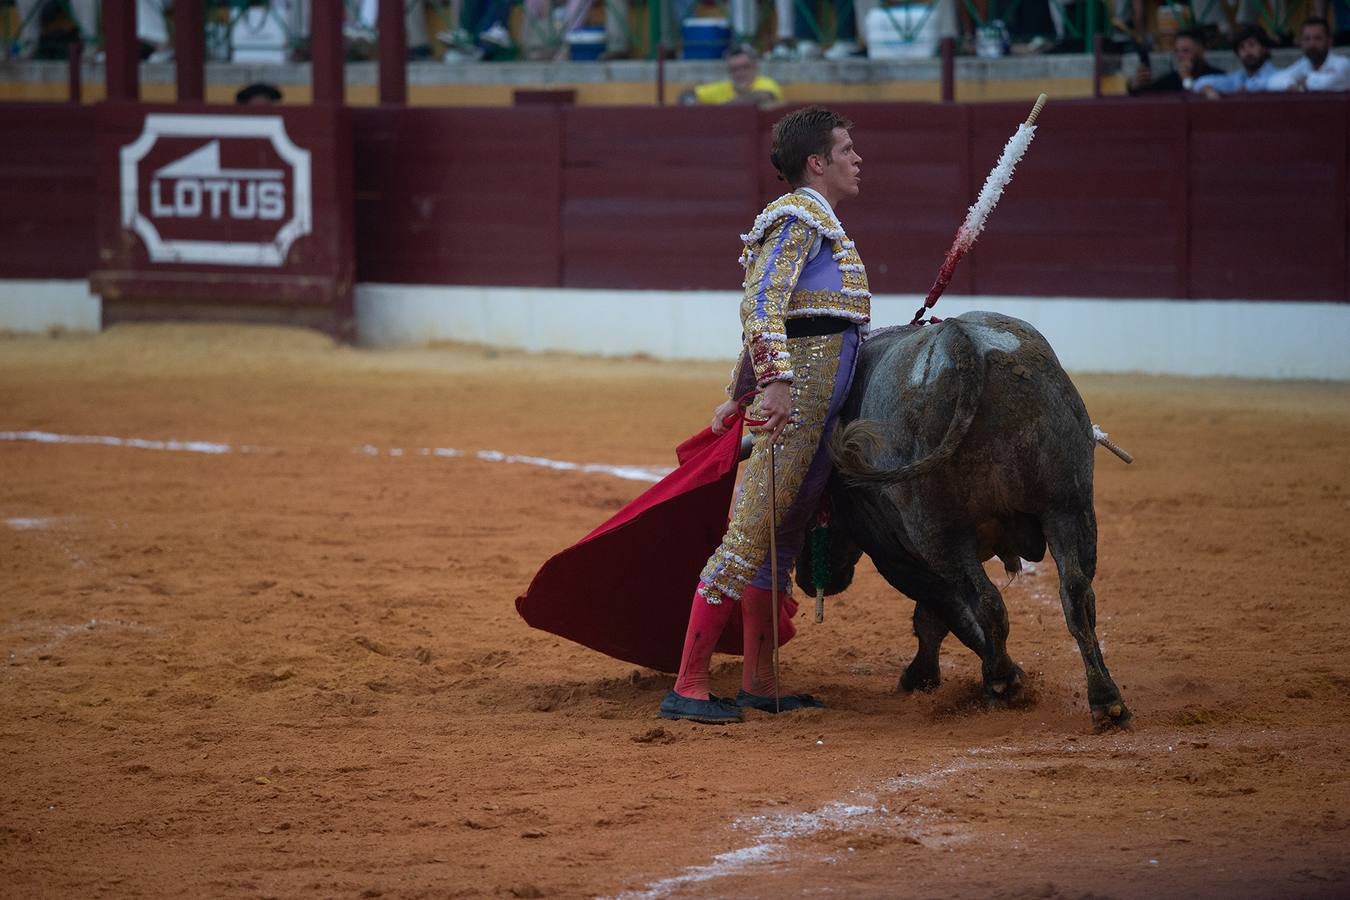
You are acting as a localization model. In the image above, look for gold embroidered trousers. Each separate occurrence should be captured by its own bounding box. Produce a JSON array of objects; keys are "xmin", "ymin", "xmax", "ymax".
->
[{"xmin": 700, "ymin": 327, "xmax": 861, "ymax": 605}]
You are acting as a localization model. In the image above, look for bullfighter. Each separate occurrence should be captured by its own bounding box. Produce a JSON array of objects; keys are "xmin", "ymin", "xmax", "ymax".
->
[{"xmin": 659, "ymin": 105, "xmax": 871, "ymax": 724}]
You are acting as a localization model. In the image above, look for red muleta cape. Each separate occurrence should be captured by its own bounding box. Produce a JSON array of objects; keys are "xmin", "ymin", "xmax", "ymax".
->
[{"xmin": 514, "ymin": 413, "xmax": 798, "ymax": 673}]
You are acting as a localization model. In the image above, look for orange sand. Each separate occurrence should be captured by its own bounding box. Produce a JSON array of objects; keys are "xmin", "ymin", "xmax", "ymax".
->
[{"xmin": 2, "ymin": 324, "xmax": 1348, "ymax": 898}]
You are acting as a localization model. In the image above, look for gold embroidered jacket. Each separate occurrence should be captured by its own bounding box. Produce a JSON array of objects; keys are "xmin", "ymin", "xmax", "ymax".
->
[{"xmin": 732, "ymin": 192, "xmax": 871, "ymax": 390}]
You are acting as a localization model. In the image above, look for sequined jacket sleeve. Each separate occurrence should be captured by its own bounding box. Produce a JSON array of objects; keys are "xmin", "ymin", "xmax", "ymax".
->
[
  {"xmin": 724, "ymin": 349, "xmax": 756, "ymax": 400},
  {"xmin": 742, "ymin": 216, "xmax": 813, "ymax": 387}
]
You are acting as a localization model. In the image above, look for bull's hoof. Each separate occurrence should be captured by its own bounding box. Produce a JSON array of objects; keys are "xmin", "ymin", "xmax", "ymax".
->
[
  {"xmin": 1091, "ymin": 700, "xmax": 1133, "ymax": 731},
  {"xmin": 982, "ymin": 665, "xmax": 1026, "ymax": 706},
  {"xmin": 898, "ymin": 666, "xmax": 940, "ymax": 693}
]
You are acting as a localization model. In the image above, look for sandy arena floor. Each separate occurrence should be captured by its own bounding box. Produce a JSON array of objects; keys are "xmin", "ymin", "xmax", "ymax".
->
[{"xmin": 2, "ymin": 324, "xmax": 1348, "ymax": 899}]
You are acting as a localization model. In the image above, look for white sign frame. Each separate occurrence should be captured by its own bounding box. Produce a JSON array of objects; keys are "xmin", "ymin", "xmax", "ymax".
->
[{"xmin": 120, "ymin": 114, "xmax": 312, "ymax": 267}]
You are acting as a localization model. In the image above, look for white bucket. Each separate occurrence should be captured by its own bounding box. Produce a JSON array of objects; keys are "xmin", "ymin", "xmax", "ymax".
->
[{"xmin": 865, "ymin": 5, "xmax": 941, "ymax": 59}]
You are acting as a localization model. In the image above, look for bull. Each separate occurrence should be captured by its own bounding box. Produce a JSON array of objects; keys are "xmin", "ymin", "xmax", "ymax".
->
[{"xmin": 797, "ymin": 310, "xmax": 1131, "ymax": 728}]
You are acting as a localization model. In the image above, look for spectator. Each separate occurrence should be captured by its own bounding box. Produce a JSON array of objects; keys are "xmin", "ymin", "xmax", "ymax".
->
[
  {"xmin": 1267, "ymin": 18, "xmax": 1350, "ymax": 91},
  {"xmin": 12, "ymin": 0, "xmax": 167, "ymax": 61},
  {"xmin": 440, "ymin": 0, "xmax": 514, "ymax": 60},
  {"xmin": 1129, "ymin": 28, "xmax": 1224, "ymax": 93},
  {"xmin": 518, "ymin": 0, "xmax": 631, "ymax": 61},
  {"xmin": 1231, "ymin": 0, "xmax": 1291, "ymax": 41},
  {"xmin": 284, "ymin": 0, "xmax": 434, "ymax": 60},
  {"xmin": 679, "ymin": 45, "xmax": 783, "ymax": 108},
  {"xmin": 235, "ymin": 82, "xmax": 284, "ymax": 105},
  {"xmin": 1308, "ymin": 0, "xmax": 1350, "ymax": 44},
  {"xmin": 1193, "ymin": 25, "xmax": 1277, "ymax": 96},
  {"xmin": 769, "ymin": 0, "xmax": 861, "ymax": 59}
]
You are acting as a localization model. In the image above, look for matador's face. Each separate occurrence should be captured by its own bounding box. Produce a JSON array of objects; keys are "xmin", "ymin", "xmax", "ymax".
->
[{"xmin": 819, "ymin": 128, "xmax": 862, "ymax": 201}]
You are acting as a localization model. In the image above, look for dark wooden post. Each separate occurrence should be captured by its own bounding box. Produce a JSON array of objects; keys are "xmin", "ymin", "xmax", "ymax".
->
[
  {"xmin": 378, "ymin": 0, "xmax": 407, "ymax": 105},
  {"xmin": 1093, "ymin": 33, "xmax": 1104, "ymax": 98},
  {"xmin": 175, "ymin": 0, "xmax": 205, "ymax": 102},
  {"xmin": 940, "ymin": 36, "xmax": 955, "ymax": 103},
  {"xmin": 656, "ymin": 49, "xmax": 666, "ymax": 105},
  {"xmin": 67, "ymin": 41, "xmax": 82, "ymax": 103},
  {"xmin": 312, "ymin": 1, "xmax": 345, "ymax": 105},
  {"xmin": 103, "ymin": 0, "xmax": 139, "ymax": 101}
]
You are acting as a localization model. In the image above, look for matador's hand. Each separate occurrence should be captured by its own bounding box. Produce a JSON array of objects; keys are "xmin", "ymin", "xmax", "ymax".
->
[
  {"xmin": 710, "ymin": 398, "xmax": 739, "ymax": 435},
  {"xmin": 752, "ymin": 381, "xmax": 792, "ymax": 440}
]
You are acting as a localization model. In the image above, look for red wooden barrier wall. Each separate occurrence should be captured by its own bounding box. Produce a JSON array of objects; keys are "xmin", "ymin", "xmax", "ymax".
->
[
  {"xmin": 354, "ymin": 107, "xmax": 563, "ymax": 287},
  {"xmin": 1188, "ymin": 95, "xmax": 1345, "ymax": 301},
  {"xmin": 968, "ymin": 98, "xmax": 1189, "ymax": 299},
  {"xmin": 561, "ymin": 106, "xmax": 760, "ymax": 290},
  {"xmin": 0, "ymin": 104, "xmax": 97, "ymax": 280},
  {"xmin": 3, "ymin": 98, "xmax": 1347, "ymax": 304}
]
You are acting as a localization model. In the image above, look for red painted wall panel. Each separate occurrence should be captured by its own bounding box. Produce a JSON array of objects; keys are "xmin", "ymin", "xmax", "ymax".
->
[
  {"xmin": 353, "ymin": 107, "xmax": 563, "ymax": 287},
  {"xmin": 0, "ymin": 104, "xmax": 97, "ymax": 279},
  {"xmin": 1189, "ymin": 95, "xmax": 1345, "ymax": 301},
  {"xmin": 968, "ymin": 98, "xmax": 1188, "ymax": 299},
  {"xmin": 561, "ymin": 106, "xmax": 759, "ymax": 290},
  {"xmin": 4, "ymin": 99, "xmax": 1349, "ymax": 306}
]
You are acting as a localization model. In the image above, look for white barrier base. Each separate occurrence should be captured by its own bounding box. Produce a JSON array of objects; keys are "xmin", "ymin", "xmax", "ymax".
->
[
  {"xmin": 0, "ymin": 280, "xmax": 100, "ymax": 334},
  {"xmin": 354, "ymin": 284, "xmax": 1350, "ymax": 381},
  {"xmin": 2, "ymin": 279, "xmax": 1347, "ymax": 380}
]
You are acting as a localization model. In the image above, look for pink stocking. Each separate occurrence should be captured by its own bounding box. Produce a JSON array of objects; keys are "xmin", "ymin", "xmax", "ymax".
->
[
  {"xmin": 740, "ymin": 585, "xmax": 784, "ymax": 696},
  {"xmin": 671, "ymin": 583, "xmax": 735, "ymax": 700}
]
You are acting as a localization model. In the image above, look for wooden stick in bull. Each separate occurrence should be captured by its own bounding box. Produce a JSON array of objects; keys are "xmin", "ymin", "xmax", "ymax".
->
[
  {"xmin": 910, "ymin": 93, "xmax": 1049, "ymax": 327},
  {"xmin": 1092, "ymin": 424, "xmax": 1135, "ymax": 464}
]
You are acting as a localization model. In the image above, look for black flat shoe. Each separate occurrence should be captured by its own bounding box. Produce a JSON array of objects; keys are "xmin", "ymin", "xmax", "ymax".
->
[
  {"xmin": 658, "ymin": 690, "xmax": 743, "ymax": 723},
  {"xmin": 735, "ymin": 690, "xmax": 825, "ymax": 713}
]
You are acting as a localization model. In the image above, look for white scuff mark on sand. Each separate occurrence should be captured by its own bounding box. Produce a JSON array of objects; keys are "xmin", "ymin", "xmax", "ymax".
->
[
  {"xmin": 6, "ymin": 617, "xmax": 156, "ymax": 660},
  {"xmin": 2, "ymin": 515, "xmax": 88, "ymax": 568},
  {"xmin": 5, "ymin": 517, "xmax": 63, "ymax": 531},
  {"xmin": 0, "ymin": 430, "xmax": 235, "ymax": 455}
]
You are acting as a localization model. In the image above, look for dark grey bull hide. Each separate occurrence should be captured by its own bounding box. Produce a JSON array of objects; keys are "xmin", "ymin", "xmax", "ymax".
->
[{"xmin": 797, "ymin": 311, "xmax": 1130, "ymax": 728}]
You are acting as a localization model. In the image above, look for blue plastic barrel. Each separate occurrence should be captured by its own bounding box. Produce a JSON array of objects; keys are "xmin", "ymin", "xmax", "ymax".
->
[
  {"xmin": 567, "ymin": 26, "xmax": 606, "ymax": 61},
  {"xmin": 681, "ymin": 18, "xmax": 730, "ymax": 60}
]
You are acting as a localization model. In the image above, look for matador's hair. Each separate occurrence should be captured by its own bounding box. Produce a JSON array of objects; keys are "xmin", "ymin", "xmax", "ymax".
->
[{"xmin": 769, "ymin": 106, "xmax": 854, "ymax": 187}]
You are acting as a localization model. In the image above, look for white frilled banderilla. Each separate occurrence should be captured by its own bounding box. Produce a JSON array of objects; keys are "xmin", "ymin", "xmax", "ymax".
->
[{"xmin": 911, "ymin": 93, "xmax": 1049, "ymax": 326}]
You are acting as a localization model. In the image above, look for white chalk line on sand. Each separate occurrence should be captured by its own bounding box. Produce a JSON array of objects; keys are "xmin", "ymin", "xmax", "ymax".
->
[
  {"xmin": 1, "ymin": 429, "xmax": 238, "ymax": 455},
  {"xmin": 0, "ymin": 430, "xmax": 671, "ymax": 484},
  {"xmin": 353, "ymin": 444, "xmax": 670, "ymax": 483},
  {"xmin": 607, "ymin": 760, "xmax": 979, "ymax": 900},
  {"xmin": 608, "ymin": 732, "xmax": 1202, "ymax": 900}
]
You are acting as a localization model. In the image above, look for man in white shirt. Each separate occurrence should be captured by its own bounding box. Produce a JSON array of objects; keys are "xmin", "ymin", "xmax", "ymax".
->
[{"xmin": 1268, "ymin": 17, "xmax": 1350, "ymax": 92}]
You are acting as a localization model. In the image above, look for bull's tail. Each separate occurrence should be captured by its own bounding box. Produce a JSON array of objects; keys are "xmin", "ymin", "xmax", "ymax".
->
[{"xmin": 831, "ymin": 321, "xmax": 986, "ymax": 486}]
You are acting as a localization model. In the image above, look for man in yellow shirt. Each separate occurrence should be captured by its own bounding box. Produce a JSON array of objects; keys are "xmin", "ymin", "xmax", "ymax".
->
[{"xmin": 680, "ymin": 45, "xmax": 784, "ymax": 108}]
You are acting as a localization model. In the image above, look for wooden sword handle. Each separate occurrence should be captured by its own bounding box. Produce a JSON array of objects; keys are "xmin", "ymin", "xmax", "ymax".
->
[
  {"xmin": 1025, "ymin": 93, "xmax": 1048, "ymax": 126},
  {"xmin": 1100, "ymin": 437, "xmax": 1134, "ymax": 464}
]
